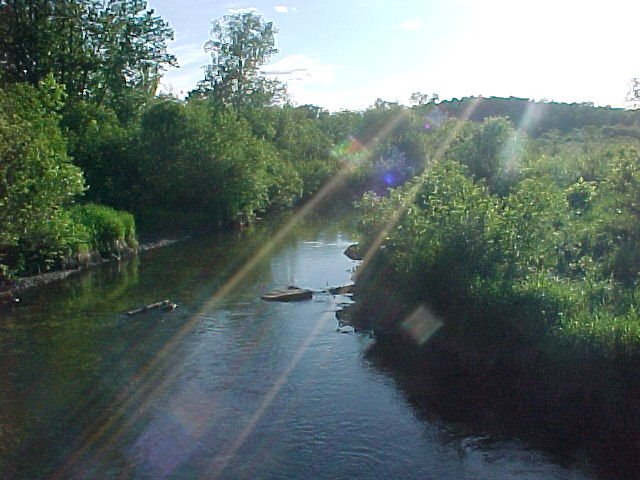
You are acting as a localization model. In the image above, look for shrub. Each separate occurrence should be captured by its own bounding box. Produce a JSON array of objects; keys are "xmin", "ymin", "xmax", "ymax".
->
[
  {"xmin": 71, "ymin": 204, "xmax": 138, "ymax": 255},
  {"xmin": 0, "ymin": 78, "xmax": 85, "ymax": 278}
]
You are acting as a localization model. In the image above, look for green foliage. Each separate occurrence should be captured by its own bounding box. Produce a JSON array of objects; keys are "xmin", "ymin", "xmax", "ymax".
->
[
  {"xmin": 70, "ymin": 204, "xmax": 137, "ymax": 254},
  {"xmin": 248, "ymin": 105, "xmax": 334, "ymax": 198},
  {"xmin": 0, "ymin": 0, "xmax": 176, "ymax": 117},
  {"xmin": 356, "ymin": 125, "xmax": 640, "ymax": 360},
  {"xmin": 0, "ymin": 80, "xmax": 86, "ymax": 278},
  {"xmin": 553, "ymin": 303, "xmax": 640, "ymax": 359},
  {"xmin": 194, "ymin": 12, "xmax": 283, "ymax": 108},
  {"xmin": 137, "ymin": 98, "xmax": 303, "ymax": 225},
  {"xmin": 62, "ymin": 100, "xmax": 141, "ymax": 209},
  {"xmin": 358, "ymin": 161, "xmax": 553, "ymax": 305},
  {"xmin": 447, "ymin": 116, "xmax": 526, "ymax": 195}
]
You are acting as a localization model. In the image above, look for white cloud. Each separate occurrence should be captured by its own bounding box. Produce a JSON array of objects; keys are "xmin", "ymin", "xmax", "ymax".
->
[
  {"xmin": 169, "ymin": 43, "xmax": 209, "ymax": 68},
  {"xmin": 262, "ymin": 55, "xmax": 339, "ymax": 85},
  {"xmin": 393, "ymin": 20, "xmax": 422, "ymax": 31},
  {"xmin": 262, "ymin": 55, "xmax": 346, "ymax": 109},
  {"xmin": 226, "ymin": 6, "xmax": 259, "ymax": 14},
  {"xmin": 158, "ymin": 41, "xmax": 210, "ymax": 97},
  {"xmin": 274, "ymin": 5, "xmax": 288, "ymax": 14}
]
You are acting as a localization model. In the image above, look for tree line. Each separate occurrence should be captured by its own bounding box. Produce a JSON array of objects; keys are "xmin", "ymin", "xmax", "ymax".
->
[
  {"xmin": 0, "ymin": 5, "xmax": 349, "ymax": 281},
  {"xmin": 2, "ymin": 1, "xmax": 640, "ymax": 295}
]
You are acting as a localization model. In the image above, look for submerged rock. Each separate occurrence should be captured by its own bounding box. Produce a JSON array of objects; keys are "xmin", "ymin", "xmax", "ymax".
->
[
  {"xmin": 261, "ymin": 286, "xmax": 313, "ymax": 302},
  {"xmin": 328, "ymin": 283, "xmax": 355, "ymax": 295},
  {"xmin": 344, "ymin": 244, "xmax": 363, "ymax": 261}
]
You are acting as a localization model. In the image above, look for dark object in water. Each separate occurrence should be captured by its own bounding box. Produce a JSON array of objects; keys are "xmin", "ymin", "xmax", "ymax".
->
[
  {"xmin": 328, "ymin": 283, "xmax": 355, "ymax": 295},
  {"xmin": 344, "ymin": 244, "xmax": 363, "ymax": 261},
  {"xmin": 261, "ymin": 286, "xmax": 313, "ymax": 302},
  {"xmin": 127, "ymin": 300, "xmax": 178, "ymax": 315}
]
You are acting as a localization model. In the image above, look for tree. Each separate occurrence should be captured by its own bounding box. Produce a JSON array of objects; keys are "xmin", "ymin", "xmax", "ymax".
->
[
  {"xmin": 137, "ymin": 98, "xmax": 301, "ymax": 224},
  {"xmin": 626, "ymin": 78, "xmax": 640, "ymax": 110},
  {"xmin": 0, "ymin": 78, "xmax": 86, "ymax": 278},
  {"xmin": 194, "ymin": 12, "xmax": 284, "ymax": 108},
  {"xmin": 62, "ymin": 99, "xmax": 141, "ymax": 209},
  {"xmin": 448, "ymin": 116, "xmax": 524, "ymax": 195},
  {"xmin": 409, "ymin": 92, "xmax": 431, "ymax": 107},
  {"xmin": 0, "ymin": 0, "xmax": 176, "ymax": 116}
]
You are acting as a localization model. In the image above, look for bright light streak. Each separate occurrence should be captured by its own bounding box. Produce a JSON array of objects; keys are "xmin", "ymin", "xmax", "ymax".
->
[
  {"xmin": 354, "ymin": 97, "xmax": 483, "ymax": 281},
  {"xmin": 208, "ymin": 310, "xmax": 336, "ymax": 479}
]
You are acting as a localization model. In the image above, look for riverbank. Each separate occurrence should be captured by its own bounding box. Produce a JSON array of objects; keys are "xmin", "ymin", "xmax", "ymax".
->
[
  {"xmin": 341, "ymin": 255, "xmax": 640, "ymax": 480},
  {"xmin": 1, "ymin": 209, "xmax": 595, "ymax": 480},
  {"xmin": 0, "ymin": 238, "xmax": 180, "ymax": 305}
]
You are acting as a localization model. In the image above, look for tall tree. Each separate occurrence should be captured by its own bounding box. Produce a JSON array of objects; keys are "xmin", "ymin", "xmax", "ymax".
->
[
  {"xmin": 0, "ymin": 0, "xmax": 176, "ymax": 112},
  {"xmin": 626, "ymin": 78, "xmax": 640, "ymax": 110},
  {"xmin": 194, "ymin": 11, "xmax": 284, "ymax": 108}
]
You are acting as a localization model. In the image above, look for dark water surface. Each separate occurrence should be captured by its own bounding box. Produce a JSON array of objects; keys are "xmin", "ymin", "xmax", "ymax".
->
[{"xmin": 0, "ymin": 212, "xmax": 596, "ymax": 479}]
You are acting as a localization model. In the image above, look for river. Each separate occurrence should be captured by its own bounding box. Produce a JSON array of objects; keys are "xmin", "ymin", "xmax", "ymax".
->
[{"xmin": 0, "ymin": 211, "xmax": 597, "ymax": 479}]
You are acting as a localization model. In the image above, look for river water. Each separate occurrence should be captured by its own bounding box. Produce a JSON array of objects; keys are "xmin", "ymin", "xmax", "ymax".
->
[{"xmin": 0, "ymin": 211, "xmax": 597, "ymax": 479}]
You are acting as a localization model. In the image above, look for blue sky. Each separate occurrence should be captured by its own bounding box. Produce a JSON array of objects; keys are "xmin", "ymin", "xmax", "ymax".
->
[{"xmin": 148, "ymin": 0, "xmax": 640, "ymax": 111}]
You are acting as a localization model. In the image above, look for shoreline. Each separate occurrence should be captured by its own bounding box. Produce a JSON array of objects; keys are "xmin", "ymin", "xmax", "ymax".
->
[
  {"xmin": 340, "ymin": 255, "xmax": 640, "ymax": 480},
  {"xmin": 0, "ymin": 238, "xmax": 180, "ymax": 304}
]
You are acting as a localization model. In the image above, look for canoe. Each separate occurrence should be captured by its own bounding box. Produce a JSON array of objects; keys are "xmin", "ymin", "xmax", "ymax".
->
[{"xmin": 261, "ymin": 286, "xmax": 312, "ymax": 302}]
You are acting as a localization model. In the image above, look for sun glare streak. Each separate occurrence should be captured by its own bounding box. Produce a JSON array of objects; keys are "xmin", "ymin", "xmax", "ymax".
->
[
  {"xmin": 355, "ymin": 98, "xmax": 483, "ymax": 280},
  {"xmin": 53, "ymin": 168, "xmax": 357, "ymax": 478},
  {"xmin": 209, "ymin": 310, "xmax": 336, "ymax": 479},
  {"xmin": 53, "ymin": 108, "xmax": 412, "ymax": 478},
  {"xmin": 517, "ymin": 100, "xmax": 547, "ymax": 136},
  {"xmin": 494, "ymin": 104, "xmax": 535, "ymax": 189},
  {"xmin": 499, "ymin": 129, "xmax": 526, "ymax": 181}
]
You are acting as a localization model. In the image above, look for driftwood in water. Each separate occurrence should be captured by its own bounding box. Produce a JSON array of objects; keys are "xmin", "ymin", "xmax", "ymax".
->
[{"xmin": 127, "ymin": 300, "xmax": 177, "ymax": 316}]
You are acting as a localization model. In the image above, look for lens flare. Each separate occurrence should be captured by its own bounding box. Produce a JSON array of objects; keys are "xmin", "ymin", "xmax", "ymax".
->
[
  {"xmin": 517, "ymin": 101, "xmax": 546, "ymax": 135},
  {"xmin": 424, "ymin": 106, "xmax": 447, "ymax": 130},
  {"xmin": 331, "ymin": 136, "xmax": 369, "ymax": 170},
  {"xmin": 401, "ymin": 305, "xmax": 443, "ymax": 346},
  {"xmin": 382, "ymin": 171, "xmax": 396, "ymax": 186},
  {"xmin": 354, "ymin": 97, "xmax": 484, "ymax": 283}
]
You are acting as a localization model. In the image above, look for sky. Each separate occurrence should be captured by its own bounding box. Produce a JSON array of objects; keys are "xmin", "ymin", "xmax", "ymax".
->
[{"xmin": 148, "ymin": 0, "xmax": 640, "ymax": 111}]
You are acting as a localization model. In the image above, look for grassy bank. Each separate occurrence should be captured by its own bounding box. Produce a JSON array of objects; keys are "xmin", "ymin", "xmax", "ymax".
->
[
  {"xmin": 347, "ymin": 249, "xmax": 640, "ymax": 479},
  {"xmin": 347, "ymin": 124, "xmax": 640, "ymax": 477},
  {"xmin": 0, "ymin": 203, "xmax": 138, "ymax": 294}
]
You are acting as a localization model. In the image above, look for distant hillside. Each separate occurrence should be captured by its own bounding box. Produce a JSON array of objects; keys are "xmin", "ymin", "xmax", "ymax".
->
[{"xmin": 432, "ymin": 96, "xmax": 640, "ymax": 137}]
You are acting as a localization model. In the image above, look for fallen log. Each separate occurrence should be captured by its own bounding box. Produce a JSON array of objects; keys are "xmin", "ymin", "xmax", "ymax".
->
[{"xmin": 127, "ymin": 300, "xmax": 177, "ymax": 315}]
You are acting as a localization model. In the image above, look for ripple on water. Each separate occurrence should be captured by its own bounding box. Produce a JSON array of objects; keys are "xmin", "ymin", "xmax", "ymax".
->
[{"xmin": 458, "ymin": 437, "xmax": 595, "ymax": 480}]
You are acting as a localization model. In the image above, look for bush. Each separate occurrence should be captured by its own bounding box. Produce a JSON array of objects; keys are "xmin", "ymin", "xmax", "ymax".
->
[
  {"xmin": 71, "ymin": 204, "xmax": 138, "ymax": 255},
  {"xmin": 355, "ymin": 139, "xmax": 640, "ymax": 362},
  {"xmin": 0, "ymin": 78, "xmax": 86, "ymax": 279}
]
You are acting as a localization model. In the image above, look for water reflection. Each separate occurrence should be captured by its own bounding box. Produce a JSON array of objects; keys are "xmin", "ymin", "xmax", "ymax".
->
[{"xmin": 363, "ymin": 337, "xmax": 597, "ymax": 480}]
